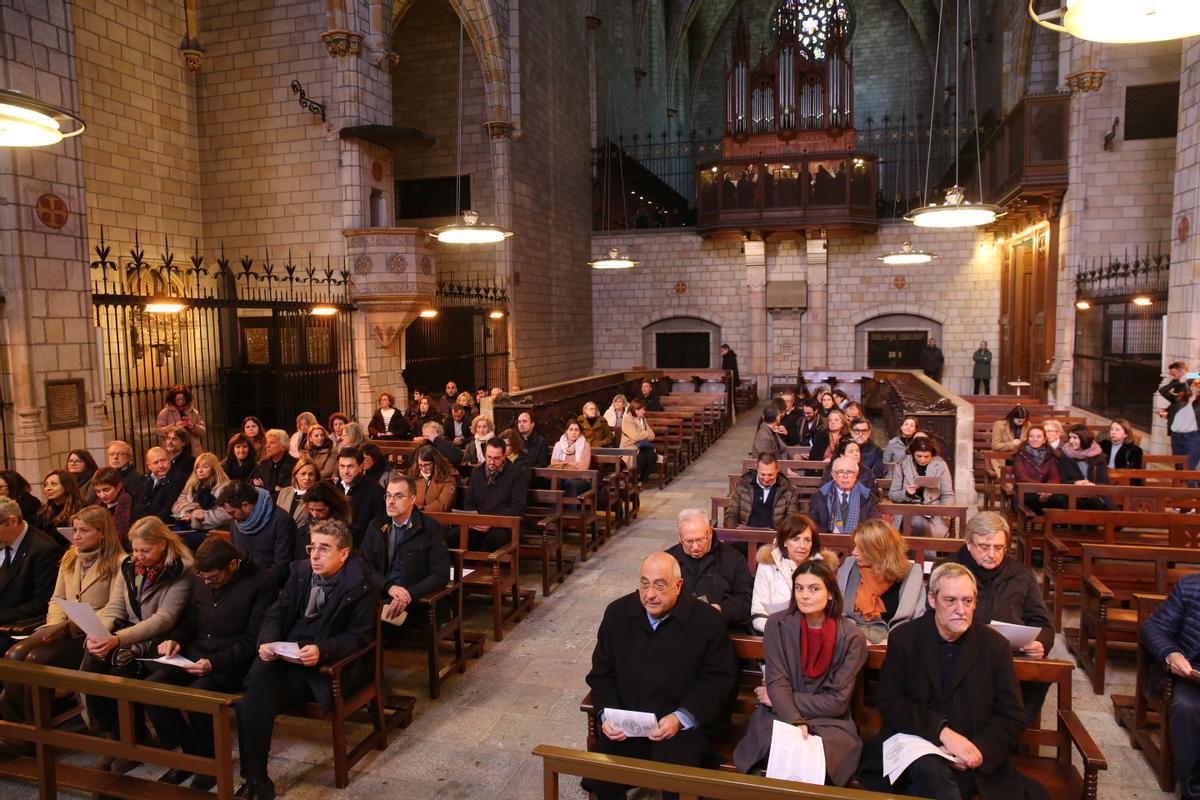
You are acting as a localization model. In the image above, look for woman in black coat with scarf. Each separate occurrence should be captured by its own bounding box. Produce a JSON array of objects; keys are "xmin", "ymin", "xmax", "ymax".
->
[{"xmin": 1058, "ymin": 424, "xmax": 1111, "ymax": 510}]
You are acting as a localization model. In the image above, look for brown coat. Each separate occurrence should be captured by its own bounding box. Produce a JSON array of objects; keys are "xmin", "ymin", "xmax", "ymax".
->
[
  {"xmin": 733, "ymin": 612, "xmax": 868, "ymax": 784},
  {"xmin": 414, "ymin": 475, "xmax": 456, "ymax": 513}
]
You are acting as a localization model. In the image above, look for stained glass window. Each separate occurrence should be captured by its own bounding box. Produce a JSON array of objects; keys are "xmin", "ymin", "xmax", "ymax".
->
[{"xmin": 770, "ymin": 0, "xmax": 854, "ymax": 60}]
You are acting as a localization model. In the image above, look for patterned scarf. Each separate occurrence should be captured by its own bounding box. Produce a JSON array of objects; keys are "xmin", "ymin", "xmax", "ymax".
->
[
  {"xmin": 826, "ymin": 486, "xmax": 860, "ymax": 534},
  {"xmin": 134, "ymin": 560, "xmax": 167, "ymax": 599},
  {"xmin": 305, "ymin": 570, "xmax": 342, "ymax": 618}
]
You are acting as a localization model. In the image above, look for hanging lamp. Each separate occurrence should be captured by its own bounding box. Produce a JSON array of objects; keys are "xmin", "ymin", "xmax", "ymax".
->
[
  {"xmin": 878, "ymin": 241, "xmax": 937, "ymax": 265},
  {"xmin": 1029, "ymin": 0, "xmax": 1200, "ymax": 44},
  {"xmin": 433, "ymin": 10, "xmax": 510, "ymax": 245},
  {"xmin": 905, "ymin": 0, "xmax": 1002, "ymax": 230},
  {"xmin": 589, "ymin": 247, "xmax": 640, "ymax": 270},
  {"xmin": 0, "ymin": 3, "xmax": 84, "ymax": 148},
  {"xmin": 588, "ymin": 67, "xmax": 639, "ymax": 269}
]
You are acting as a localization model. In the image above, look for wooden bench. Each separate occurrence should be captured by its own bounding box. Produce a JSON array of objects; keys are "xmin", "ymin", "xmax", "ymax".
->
[
  {"xmin": 876, "ymin": 502, "xmax": 970, "ymax": 538},
  {"xmin": 1112, "ymin": 592, "xmax": 1175, "ymax": 792},
  {"xmin": 376, "ymin": 439, "xmax": 422, "ymax": 470},
  {"xmin": 1066, "ymin": 543, "xmax": 1200, "ymax": 693},
  {"xmin": 535, "ymin": 468, "xmax": 601, "ymax": 562},
  {"xmin": 520, "ymin": 488, "xmax": 571, "ymax": 596},
  {"xmin": 428, "ymin": 511, "xmax": 536, "ymax": 641},
  {"xmin": 594, "ymin": 447, "xmax": 641, "ymax": 525},
  {"xmin": 1145, "ymin": 454, "xmax": 1188, "ymax": 470},
  {"xmin": 1110, "ymin": 468, "xmax": 1200, "ymax": 486}
]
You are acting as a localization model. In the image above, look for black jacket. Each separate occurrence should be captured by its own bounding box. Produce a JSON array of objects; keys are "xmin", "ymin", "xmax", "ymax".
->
[
  {"xmin": 231, "ymin": 505, "xmax": 297, "ymax": 586},
  {"xmin": 360, "ymin": 509, "xmax": 450, "ymax": 603},
  {"xmin": 339, "ymin": 476, "xmax": 385, "ymax": 548},
  {"xmin": 952, "ymin": 546, "xmax": 1054, "ymax": 655},
  {"xmin": 368, "ymin": 410, "xmax": 410, "ymax": 440},
  {"xmin": 1057, "ymin": 452, "xmax": 1109, "ymax": 485},
  {"xmin": 1099, "ymin": 439, "xmax": 1143, "ymax": 470},
  {"xmin": 919, "ymin": 345, "xmax": 945, "ymax": 376},
  {"xmin": 429, "ymin": 435, "xmax": 463, "ymax": 465},
  {"xmin": 168, "ymin": 453, "xmax": 196, "ymax": 483},
  {"xmin": 116, "ymin": 463, "xmax": 141, "ymax": 496},
  {"xmin": 221, "ymin": 456, "xmax": 256, "ymax": 482},
  {"xmin": 721, "ymin": 349, "xmax": 740, "ymax": 386},
  {"xmin": 166, "ymin": 559, "xmax": 277, "ymax": 687},
  {"xmin": 251, "ymin": 454, "xmax": 298, "ymax": 498},
  {"xmin": 254, "ymin": 556, "xmax": 376, "ymax": 712},
  {"xmin": 131, "ymin": 473, "xmax": 185, "ymax": 524},
  {"xmin": 863, "ymin": 613, "xmax": 1029, "ymax": 800},
  {"xmin": 15, "ymin": 492, "xmax": 41, "ymax": 526},
  {"xmin": 1160, "ymin": 378, "xmax": 1189, "ymax": 426},
  {"xmin": 0, "ymin": 526, "xmax": 63, "ymax": 625},
  {"xmin": 640, "ymin": 391, "xmax": 664, "ymax": 412},
  {"xmin": 586, "ymin": 590, "xmax": 735, "ymax": 734},
  {"xmin": 665, "ymin": 540, "xmax": 753, "ymax": 629},
  {"xmin": 859, "ymin": 441, "xmax": 885, "ymax": 478},
  {"xmin": 523, "ymin": 431, "xmax": 551, "ymax": 469},
  {"xmin": 779, "ymin": 408, "xmax": 802, "ymax": 446},
  {"xmin": 464, "ymin": 462, "xmax": 529, "ymax": 518}
]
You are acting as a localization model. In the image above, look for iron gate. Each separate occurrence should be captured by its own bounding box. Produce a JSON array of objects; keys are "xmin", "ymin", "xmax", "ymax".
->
[
  {"xmin": 403, "ymin": 280, "xmax": 509, "ymax": 397},
  {"xmin": 90, "ymin": 231, "xmax": 356, "ymax": 463}
]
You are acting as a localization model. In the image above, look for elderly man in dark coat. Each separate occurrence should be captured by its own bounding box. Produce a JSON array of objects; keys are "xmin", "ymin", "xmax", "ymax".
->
[
  {"xmin": 858, "ymin": 562, "xmax": 1047, "ymax": 800},
  {"xmin": 808, "ymin": 457, "xmax": 879, "ymax": 534},
  {"xmin": 666, "ymin": 508, "xmax": 753, "ymax": 629},
  {"xmin": 583, "ymin": 551, "xmax": 736, "ymax": 799}
]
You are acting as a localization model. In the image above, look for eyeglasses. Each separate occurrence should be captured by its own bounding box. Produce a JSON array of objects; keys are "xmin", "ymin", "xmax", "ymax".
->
[
  {"xmin": 969, "ymin": 542, "xmax": 1007, "ymax": 554},
  {"xmin": 851, "ymin": 427, "xmax": 870, "ymax": 434},
  {"xmin": 305, "ymin": 544, "xmax": 341, "ymax": 556},
  {"xmin": 384, "ymin": 492, "xmax": 412, "ymax": 501},
  {"xmin": 832, "ymin": 469, "xmax": 857, "ymax": 476}
]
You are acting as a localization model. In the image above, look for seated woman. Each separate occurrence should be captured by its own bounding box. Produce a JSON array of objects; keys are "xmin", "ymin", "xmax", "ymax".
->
[
  {"xmin": 733, "ymin": 560, "xmax": 868, "ymax": 786},
  {"xmin": 368, "ymin": 392, "xmax": 407, "ymax": 440},
  {"xmin": 1, "ymin": 506, "xmax": 127, "ymax": 724},
  {"xmin": 92, "ymin": 468, "xmax": 145, "ymax": 546},
  {"xmin": 1059, "ymin": 424, "xmax": 1111, "ymax": 509},
  {"xmin": 578, "ymin": 401, "xmax": 613, "ymax": 449},
  {"xmin": 0, "ymin": 470, "xmax": 41, "ymax": 525},
  {"xmin": 171, "ymin": 453, "xmax": 231, "ymax": 549},
  {"xmin": 413, "ymin": 396, "xmax": 442, "ymax": 428},
  {"xmin": 836, "ymin": 519, "xmax": 925, "ymax": 644},
  {"xmin": 221, "ymin": 434, "xmax": 257, "ymax": 482},
  {"xmin": 751, "ymin": 513, "xmax": 837, "ymax": 634},
  {"xmin": 339, "ymin": 421, "xmax": 367, "ymax": 452},
  {"xmin": 465, "ymin": 414, "xmax": 495, "ymax": 464},
  {"xmin": 620, "ymin": 398, "xmax": 657, "ymax": 484},
  {"xmin": 37, "ymin": 469, "xmax": 85, "ymax": 548},
  {"xmin": 882, "ymin": 416, "xmax": 920, "ymax": 468},
  {"xmin": 241, "ymin": 416, "xmax": 267, "ymax": 460},
  {"xmin": 990, "ymin": 404, "xmax": 1027, "ymax": 476},
  {"xmin": 288, "ymin": 412, "xmax": 317, "ymax": 458},
  {"xmin": 499, "ymin": 428, "xmax": 533, "ymax": 481},
  {"xmin": 1043, "ymin": 418, "xmax": 1065, "ymax": 453},
  {"xmin": 291, "ymin": 481, "xmax": 350, "ymax": 560},
  {"xmin": 550, "ymin": 420, "xmax": 592, "ymax": 497},
  {"xmin": 66, "ymin": 449, "xmax": 99, "ymax": 502},
  {"xmin": 327, "ymin": 412, "xmax": 350, "ymax": 450},
  {"xmin": 275, "ymin": 458, "xmax": 320, "ymax": 529},
  {"xmin": 821, "ymin": 439, "xmax": 877, "ymax": 489},
  {"xmin": 886, "ymin": 437, "xmax": 955, "ymax": 538},
  {"xmin": 603, "ymin": 393, "xmax": 628, "ymax": 434},
  {"xmin": 809, "ymin": 409, "xmax": 848, "ymax": 463},
  {"xmin": 84, "ymin": 517, "xmax": 193, "ymax": 771},
  {"xmin": 361, "ymin": 443, "xmax": 390, "ymax": 486},
  {"xmin": 816, "ymin": 390, "xmax": 837, "ymax": 418},
  {"xmin": 751, "ymin": 406, "xmax": 788, "ymax": 460},
  {"xmin": 1101, "ymin": 417, "xmax": 1143, "ymax": 470},
  {"xmin": 1012, "ymin": 424, "xmax": 1061, "ymax": 514},
  {"xmin": 301, "ymin": 424, "xmax": 336, "ymax": 479},
  {"xmin": 408, "ymin": 446, "xmax": 457, "ymax": 513}
]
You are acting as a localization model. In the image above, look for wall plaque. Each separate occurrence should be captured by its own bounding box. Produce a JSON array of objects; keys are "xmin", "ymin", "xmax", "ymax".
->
[{"xmin": 45, "ymin": 379, "xmax": 86, "ymax": 430}]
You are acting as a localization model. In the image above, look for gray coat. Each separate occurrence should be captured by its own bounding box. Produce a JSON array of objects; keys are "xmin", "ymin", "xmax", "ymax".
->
[
  {"xmin": 837, "ymin": 558, "xmax": 926, "ymax": 644},
  {"xmin": 751, "ymin": 423, "xmax": 787, "ymax": 460},
  {"xmin": 972, "ymin": 348, "xmax": 992, "ymax": 380},
  {"xmin": 733, "ymin": 613, "xmax": 868, "ymax": 785},
  {"xmin": 887, "ymin": 456, "xmax": 953, "ymax": 505}
]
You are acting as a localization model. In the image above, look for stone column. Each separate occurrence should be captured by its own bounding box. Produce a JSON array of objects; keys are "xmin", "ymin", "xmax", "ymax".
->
[
  {"xmin": 804, "ymin": 234, "xmax": 829, "ymax": 368},
  {"xmin": 744, "ymin": 239, "xmax": 768, "ymax": 392}
]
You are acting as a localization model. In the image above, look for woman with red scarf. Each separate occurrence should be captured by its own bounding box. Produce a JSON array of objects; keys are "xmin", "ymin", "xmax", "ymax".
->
[{"xmin": 733, "ymin": 560, "xmax": 868, "ymax": 785}]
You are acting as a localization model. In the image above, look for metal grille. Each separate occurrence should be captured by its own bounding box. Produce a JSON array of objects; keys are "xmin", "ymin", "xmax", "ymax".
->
[
  {"xmin": 90, "ymin": 230, "xmax": 356, "ymax": 464},
  {"xmin": 402, "ymin": 280, "xmax": 509, "ymax": 397},
  {"xmin": 1124, "ymin": 82, "xmax": 1180, "ymax": 141}
]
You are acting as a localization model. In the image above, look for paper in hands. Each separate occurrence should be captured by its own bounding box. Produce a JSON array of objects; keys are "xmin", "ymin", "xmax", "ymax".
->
[
  {"xmin": 882, "ymin": 733, "xmax": 955, "ymax": 784},
  {"xmin": 139, "ymin": 653, "xmax": 198, "ymax": 668},
  {"xmin": 765, "ymin": 721, "xmax": 825, "ymax": 784},
  {"xmin": 263, "ymin": 641, "xmax": 304, "ymax": 664},
  {"xmin": 53, "ymin": 598, "xmax": 110, "ymax": 640},
  {"xmin": 989, "ymin": 621, "xmax": 1041, "ymax": 649},
  {"xmin": 603, "ymin": 708, "xmax": 658, "ymax": 738}
]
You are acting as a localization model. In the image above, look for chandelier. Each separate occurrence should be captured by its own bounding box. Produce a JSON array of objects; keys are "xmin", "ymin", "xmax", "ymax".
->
[
  {"xmin": 1029, "ymin": 0, "xmax": 1200, "ymax": 44},
  {"xmin": 878, "ymin": 241, "xmax": 937, "ymax": 265}
]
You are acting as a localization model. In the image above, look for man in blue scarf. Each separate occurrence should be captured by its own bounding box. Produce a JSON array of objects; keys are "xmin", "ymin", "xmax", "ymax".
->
[{"xmin": 219, "ymin": 480, "xmax": 296, "ymax": 586}]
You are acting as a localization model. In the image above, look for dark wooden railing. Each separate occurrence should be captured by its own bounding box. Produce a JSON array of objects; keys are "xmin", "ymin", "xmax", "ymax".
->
[{"xmin": 982, "ymin": 93, "xmax": 1069, "ymax": 207}]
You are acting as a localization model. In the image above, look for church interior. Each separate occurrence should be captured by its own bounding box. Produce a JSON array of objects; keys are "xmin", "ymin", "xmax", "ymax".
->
[{"xmin": 0, "ymin": 0, "xmax": 1199, "ymax": 798}]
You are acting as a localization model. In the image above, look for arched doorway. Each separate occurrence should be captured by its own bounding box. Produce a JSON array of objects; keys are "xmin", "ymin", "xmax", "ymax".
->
[
  {"xmin": 854, "ymin": 314, "xmax": 942, "ymax": 370},
  {"xmin": 642, "ymin": 316, "xmax": 721, "ymax": 369}
]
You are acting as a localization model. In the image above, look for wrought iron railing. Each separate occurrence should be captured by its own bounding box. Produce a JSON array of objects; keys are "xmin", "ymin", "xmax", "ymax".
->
[{"xmin": 1073, "ymin": 246, "xmax": 1170, "ymax": 302}]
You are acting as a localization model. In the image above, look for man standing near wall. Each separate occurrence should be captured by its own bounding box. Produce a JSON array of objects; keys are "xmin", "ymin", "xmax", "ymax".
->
[
  {"xmin": 720, "ymin": 344, "xmax": 740, "ymax": 387},
  {"xmin": 920, "ymin": 338, "xmax": 945, "ymax": 383},
  {"xmin": 972, "ymin": 341, "xmax": 993, "ymax": 395}
]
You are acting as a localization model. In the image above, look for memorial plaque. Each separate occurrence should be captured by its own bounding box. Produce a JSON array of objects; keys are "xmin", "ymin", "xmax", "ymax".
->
[{"xmin": 45, "ymin": 379, "xmax": 86, "ymax": 430}]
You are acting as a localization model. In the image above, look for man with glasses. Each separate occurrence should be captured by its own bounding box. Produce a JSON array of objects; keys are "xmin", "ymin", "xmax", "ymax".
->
[
  {"xmin": 808, "ymin": 456, "xmax": 879, "ymax": 534},
  {"xmin": 235, "ymin": 520, "xmax": 375, "ymax": 800},
  {"xmin": 463, "ymin": 438, "xmax": 528, "ymax": 551},
  {"xmin": 360, "ymin": 474, "xmax": 449, "ymax": 627},
  {"xmin": 583, "ymin": 551, "xmax": 735, "ymax": 800},
  {"xmin": 665, "ymin": 508, "xmax": 753, "ymax": 630},
  {"xmin": 105, "ymin": 440, "xmax": 141, "ymax": 494},
  {"xmin": 849, "ymin": 418, "xmax": 885, "ymax": 478},
  {"xmin": 145, "ymin": 537, "xmax": 276, "ymax": 790},
  {"xmin": 858, "ymin": 562, "xmax": 1045, "ymax": 800},
  {"xmin": 951, "ymin": 511, "xmax": 1053, "ymax": 726}
]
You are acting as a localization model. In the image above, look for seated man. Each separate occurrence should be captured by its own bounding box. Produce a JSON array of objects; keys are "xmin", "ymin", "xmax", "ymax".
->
[
  {"xmin": 234, "ymin": 520, "xmax": 375, "ymax": 800},
  {"xmin": 1142, "ymin": 572, "xmax": 1200, "ymax": 800},
  {"xmin": 218, "ymin": 480, "xmax": 296, "ymax": 586},
  {"xmin": 777, "ymin": 390, "xmax": 801, "ymax": 445},
  {"xmin": 463, "ymin": 437, "xmax": 529, "ymax": 551},
  {"xmin": 724, "ymin": 453, "xmax": 801, "ymax": 529},
  {"xmin": 106, "ymin": 440, "xmax": 142, "ymax": 494},
  {"xmin": 808, "ymin": 456, "xmax": 879, "ymax": 534},
  {"xmin": 251, "ymin": 429, "xmax": 298, "ymax": 498},
  {"xmin": 849, "ymin": 418, "xmax": 885, "ymax": 479},
  {"xmin": 0, "ymin": 498, "xmax": 62, "ymax": 651},
  {"xmin": 583, "ymin": 552, "xmax": 736, "ymax": 800},
  {"xmin": 446, "ymin": 404, "xmax": 471, "ymax": 447},
  {"xmin": 146, "ymin": 537, "xmax": 277, "ymax": 789},
  {"xmin": 951, "ymin": 512, "xmax": 1053, "ymax": 727},
  {"xmin": 665, "ymin": 508, "xmax": 753, "ymax": 630},
  {"xmin": 418, "ymin": 420, "xmax": 464, "ymax": 465},
  {"xmin": 858, "ymin": 562, "xmax": 1046, "ymax": 800},
  {"xmin": 335, "ymin": 447, "xmax": 385, "ymax": 547},
  {"xmin": 360, "ymin": 474, "xmax": 450, "ymax": 626},
  {"xmin": 516, "ymin": 412, "xmax": 551, "ymax": 469},
  {"xmin": 639, "ymin": 379, "xmax": 663, "ymax": 412},
  {"xmin": 436, "ymin": 380, "xmax": 459, "ymax": 418},
  {"xmin": 164, "ymin": 429, "xmax": 196, "ymax": 483},
  {"xmin": 132, "ymin": 447, "xmax": 185, "ymax": 524}
]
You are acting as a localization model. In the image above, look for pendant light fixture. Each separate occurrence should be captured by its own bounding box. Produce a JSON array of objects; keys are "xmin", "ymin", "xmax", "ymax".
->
[
  {"xmin": 1029, "ymin": 0, "xmax": 1200, "ymax": 44},
  {"xmin": 0, "ymin": 3, "xmax": 85, "ymax": 148},
  {"xmin": 905, "ymin": 0, "xmax": 1001, "ymax": 230},
  {"xmin": 588, "ymin": 82, "xmax": 639, "ymax": 270},
  {"xmin": 878, "ymin": 241, "xmax": 937, "ymax": 265},
  {"xmin": 589, "ymin": 246, "xmax": 640, "ymax": 270},
  {"xmin": 432, "ymin": 9, "xmax": 511, "ymax": 245}
]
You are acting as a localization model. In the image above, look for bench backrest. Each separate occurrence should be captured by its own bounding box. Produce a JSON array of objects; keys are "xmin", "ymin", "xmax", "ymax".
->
[
  {"xmin": 1080, "ymin": 543, "xmax": 1200, "ymax": 599},
  {"xmin": 1110, "ymin": 469, "xmax": 1200, "ymax": 486},
  {"xmin": 1016, "ymin": 482, "xmax": 1200, "ymax": 513},
  {"xmin": 1044, "ymin": 509, "xmax": 1200, "ymax": 550},
  {"xmin": 714, "ymin": 527, "xmax": 964, "ymax": 575},
  {"xmin": 427, "ymin": 511, "xmax": 523, "ymax": 558}
]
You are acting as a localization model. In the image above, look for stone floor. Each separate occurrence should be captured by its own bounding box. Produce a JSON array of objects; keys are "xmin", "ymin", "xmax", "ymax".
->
[{"xmin": 0, "ymin": 407, "xmax": 1179, "ymax": 799}]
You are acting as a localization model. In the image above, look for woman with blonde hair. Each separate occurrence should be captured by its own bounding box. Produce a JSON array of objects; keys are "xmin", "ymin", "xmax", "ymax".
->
[
  {"xmin": 0, "ymin": 505, "xmax": 128, "ymax": 724},
  {"xmin": 603, "ymin": 393, "xmax": 628, "ymax": 432},
  {"xmin": 172, "ymin": 453, "xmax": 231, "ymax": 544},
  {"xmin": 303, "ymin": 424, "xmax": 336, "ymax": 478},
  {"xmin": 339, "ymin": 421, "xmax": 367, "ymax": 451},
  {"xmin": 289, "ymin": 412, "xmax": 318, "ymax": 457},
  {"xmin": 466, "ymin": 414, "xmax": 495, "ymax": 464},
  {"xmin": 578, "ymin": 401, "xmax": 613, "ymax": 448},
  {"xmin": 276, "ymin": 457, "xmax": 321, "ymax": 529},
  {"xmin": 835, "ymin": 518, "xmax": 925, "ymax": 644}
]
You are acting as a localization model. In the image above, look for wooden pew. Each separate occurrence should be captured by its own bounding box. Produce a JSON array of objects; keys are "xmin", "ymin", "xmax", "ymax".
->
[
  {"xmin": 535, "ymin": 468, "xmax": 601, "ymax": 562},
  {"xmin": 593, "ymin": 447, "xmax": 640, "ymax": 525},
  {"xmin": 1111, "ymin": 593, "xmax": 1175, "ymax": 791},
  {"xmin": 1067, "ymin": 543, "xmax": 1200, "ymax": 693},
  {"xmin": 520, "ymin": 488, "xmax": 571, "ymax": 596},
  {"xmin": 1110, "ymin": 468, "xmax": 1200, "ymax": 487},
  {"xmin": 1145, "ymin": 454, "xmax": 1188, "ymax": 470},
  {"xmin": 376, "ymin": 439, "xmax": 422, "ymax": 470},
  {"xmin": 427, "ymin": 511, "xmax": 535, "ymax": 641},
  {"xmin": 876, "ymin": 502, "xmax": 970, "ymax": 538}
]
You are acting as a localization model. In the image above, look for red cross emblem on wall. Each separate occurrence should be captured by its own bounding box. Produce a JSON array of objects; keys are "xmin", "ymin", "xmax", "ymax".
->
[
  {"xmin": 35, "ymin": 194, "xmax": 69, "ymax": 229},
  {"xmin": 674, "ymin": 281, "xmax": 687, "ymax": 294}
]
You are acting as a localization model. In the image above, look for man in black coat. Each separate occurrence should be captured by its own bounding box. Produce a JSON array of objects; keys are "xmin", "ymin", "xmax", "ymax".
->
[
  {"xmin": 858, "ymin": 562, "xmax": 1047, "ymax": 800},
  {"xmin": 131, "ymin": 447, "xmax": 185, "ymax": 524},
  {"xmin": 106, "ymin": 440, "xmax": 142, "ymax": 495},
  {"xmin": 665, "ymin": 508, "xmax": 753, "ymax": 630},
  {"xmin": 335, "ymin": 447, "xmax": 386, "ymax": 547},
  {"xmin": 720, "ymin": 343, "xmax": 740, "ymax": 387},
  {"xmin": 0, "ymin": 499, "xmax": 62, "ymax": 650},
  {"xmin": 920, "ymin": 337, "xmax": 945, "ymax": 382},
  {"xmin": 849, "ymin": 418, "xmax": 886, "ymax": 479},
  {"xmin": 463, "ymin": 438, "xmax": 529, "ymax": 551},
  {"xmin": 584, "ymin": 551, "xmax": 736, "ymax": 799},
  {"xmin": 515, "ymin": 412, "xmax": 551, "ymax": 469},
  {"xmin": 235, "ymin": 520, "xmax": 376, "ymax": 800},
  {"xmin": 638, "ymin": 379, "xmax": 663, "ymax": 412},
  {"xmin": 418, "ymin": 421, "xmax": 463, "ymax": 465},
  {"xmin": 145, "ymin": 538, "xmax": 277, "ymax": 790},
  {"xmin": 164, "ymin": 429, "xmax": 197, "ymax": 483},
  {"xmin": 219, "ymin": 481, "xmax": 296, "ymax": 586},
  {"xmin": 251, "ymin": 429, "xmax": 298, "ymax": 498},
  {"xmin": 361, "ymin": 474, "xmax": 450, "ymax": 627},
  {"xmin": 794, "ymin": 400, "xmax": 820, "ymax": 447}
]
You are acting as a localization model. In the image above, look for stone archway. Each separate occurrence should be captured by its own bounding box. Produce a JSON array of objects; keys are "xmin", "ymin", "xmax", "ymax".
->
[
  {"xmin": 642, "ymin": 315, "xmax": 723, "ymax": 369},
  {"xmin": 853, "ymin": 311, "xmax": 943, "ymax": 370}
]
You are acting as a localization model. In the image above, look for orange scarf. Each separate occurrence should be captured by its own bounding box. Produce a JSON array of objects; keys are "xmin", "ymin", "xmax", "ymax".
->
[{"xmin": 854, "ymin": 564, "xmax": 895, "ymax": 621}]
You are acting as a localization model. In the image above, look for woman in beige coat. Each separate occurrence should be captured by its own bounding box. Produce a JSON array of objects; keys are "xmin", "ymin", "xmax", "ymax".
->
[
  {"xmin": 989, "ymin": 405, "xmax": 1028, "ymax": 476},
  {"xmin": 620, "ymin": 398, "xmax": 657, "ymax": 483}
]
